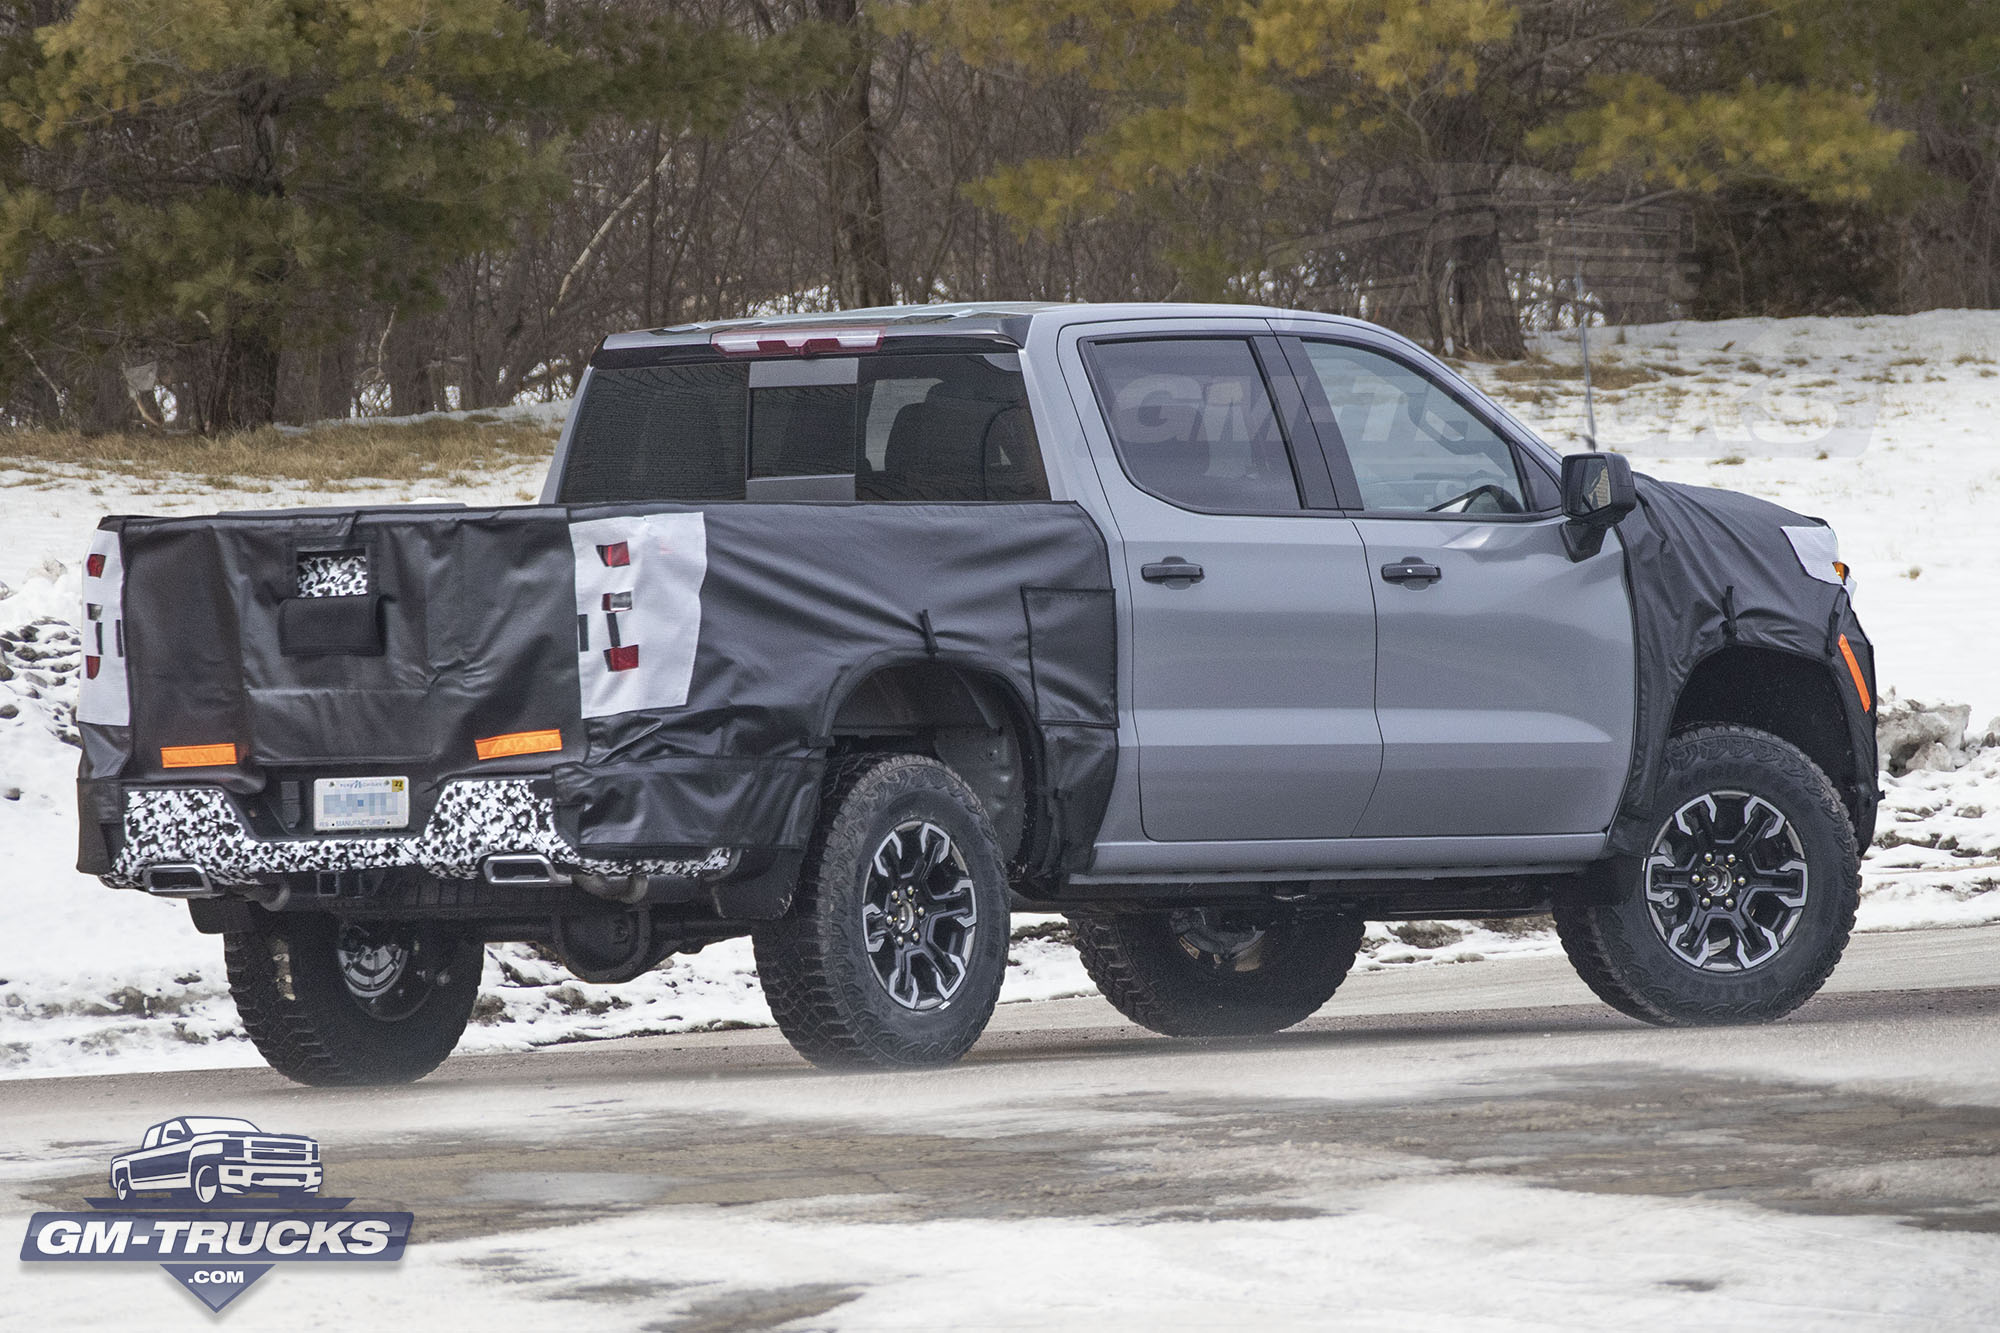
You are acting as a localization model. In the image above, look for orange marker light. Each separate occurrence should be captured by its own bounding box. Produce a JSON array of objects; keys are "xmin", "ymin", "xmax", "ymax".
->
[
  {"xmin": 1837, "ymin": 635, "xmax": 1872, "ymax": 713},
  {"xmin": 474, "ymin": 729, "xmax": 563, "ymax": 761},
  {"xmin": 161, "ymin": 743, "xmax": 237, "ymax": 769}
]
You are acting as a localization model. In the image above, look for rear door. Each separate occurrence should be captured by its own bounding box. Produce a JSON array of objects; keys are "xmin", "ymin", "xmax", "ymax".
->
[
  {"xmin": 1063, "ymin": 323, "xmax": 1381, "ymax": 841},
  {"xmin": 1281, "ymin": 333, "xmax": 1635, "ymax": 837}
]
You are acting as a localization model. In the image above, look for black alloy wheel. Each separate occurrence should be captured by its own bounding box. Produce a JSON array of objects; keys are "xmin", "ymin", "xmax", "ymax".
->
[
  {"xmin": 1644, "ymin": 790, "xmax": 1810, "ymax": 973},
  {"xmin": 754, "ymin": 752, "xmax": 1009, "ymax": 1069},
  {"xmin": 861, "ymin": 820, "xmax": 981, "ymax": 1011},
  {"xmin": 1554, "ymin": 725, "xmax": 1859, "ymax": 1026}
]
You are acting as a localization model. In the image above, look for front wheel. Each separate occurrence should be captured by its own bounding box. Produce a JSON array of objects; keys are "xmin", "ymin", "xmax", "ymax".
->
[
  {"xmin": 753, "ymin": 753, "xmax": 1009, "ymax": 1069},
  {"xmin": 191, "ymin": 1164, "xmax": 221, "ymax": 1205},
  {"xmin": 1070, "ymin": 908, "xmax": 1366, "ymax": 1037},
  {"xmin": 224, "ymin": 914, "xmax": 484, "ymax": 1086},
  {"xmin": 1554, "ymin": 725, "xmax": 1859, "ymax": 1026}
]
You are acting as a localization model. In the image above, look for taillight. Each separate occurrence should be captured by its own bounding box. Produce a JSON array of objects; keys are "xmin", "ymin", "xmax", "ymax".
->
[{"xmin": 709, "ymin": 327, "xmax": 883, "ymax": 357}]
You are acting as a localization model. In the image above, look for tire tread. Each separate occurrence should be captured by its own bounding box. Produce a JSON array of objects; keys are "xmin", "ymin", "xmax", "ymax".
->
[{"xmin": 1554, "ymin": 723, "xmax": 1859, "ymax": 1027}]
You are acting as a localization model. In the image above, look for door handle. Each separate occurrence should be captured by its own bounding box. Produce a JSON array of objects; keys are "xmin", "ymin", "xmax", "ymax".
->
[
  {"xmin": 1380, "ymin": 558, "xmax": 1442, "ymax": 586},
  {"xmin": 1141, "ymin": 558, "xmax": 1205, "ymax": 587}
]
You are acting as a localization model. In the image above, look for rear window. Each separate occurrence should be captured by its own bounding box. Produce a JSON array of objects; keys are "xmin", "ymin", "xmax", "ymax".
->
[{"xmin": 558, "ymin": 351, "xmax": 1048, "ymax": 505}]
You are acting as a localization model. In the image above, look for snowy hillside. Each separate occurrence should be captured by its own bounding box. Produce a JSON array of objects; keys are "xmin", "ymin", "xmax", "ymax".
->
[{"xmin": 2, "ymin": 310, "xmax": 1997, "ymax": 1078}]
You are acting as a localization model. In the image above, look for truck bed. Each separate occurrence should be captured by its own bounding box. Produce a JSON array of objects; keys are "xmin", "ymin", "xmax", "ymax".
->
[{"xmin": 77, "ymin": 501, "xmax": 1117, "ymax": 910}]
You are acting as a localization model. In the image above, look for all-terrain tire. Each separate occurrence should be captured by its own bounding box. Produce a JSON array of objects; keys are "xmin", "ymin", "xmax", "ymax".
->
[
  {"xmin": 224, "ymin": 914, "xmax": 484, "ymax": 1086},
  {"xmin": 1553, "ymin": 725, "xmax": 1859, "ymax": 1026},
  {"xmin": 1068, "ymin": 909, "xmax": 1366, "ymax": 1037},
  {"xmin": 753, "ymin": 753, "xmax": 1009, "ymax": 1069}
]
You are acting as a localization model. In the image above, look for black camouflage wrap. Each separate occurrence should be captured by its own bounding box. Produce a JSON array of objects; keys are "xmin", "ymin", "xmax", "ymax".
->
[
  {"xmin": 77, "ymin": 502, "xmax": 1117, "ymax": 906},
  {"xmin": 1611, "ymin": 477, "xmax": 1878, "ymax": 854}
]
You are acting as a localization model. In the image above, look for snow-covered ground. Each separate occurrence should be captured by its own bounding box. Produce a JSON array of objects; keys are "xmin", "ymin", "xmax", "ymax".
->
[{"xmin": 2, "ymin": 310, "xmax": 1997, "ymax": 1078}]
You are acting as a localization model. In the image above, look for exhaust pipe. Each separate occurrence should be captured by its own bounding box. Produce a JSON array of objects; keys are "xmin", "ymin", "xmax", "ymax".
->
[
  {"xmin": 141, "ymin": 864, "xmax": 218, "ymax": 898},
  {"xmin": 481, "ymin": 853, "xmax": 570, "ymax": 887},
  {"xmin": 481, "ymin": 853, "xmax": 645, "ymax": 904},
  {"xmin": 574, "ymin": 870, "xmax": 649, "ymax": 906}
]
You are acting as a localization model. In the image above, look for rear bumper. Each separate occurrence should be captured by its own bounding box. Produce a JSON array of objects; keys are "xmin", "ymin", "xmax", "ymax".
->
[{"xmin": 102, "ymin": 778, "xmax": 731, "ymax": 891}]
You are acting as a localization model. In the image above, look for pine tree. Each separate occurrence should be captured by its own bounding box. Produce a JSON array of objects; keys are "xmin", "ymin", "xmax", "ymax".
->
[
  {"xmin": 0, "ymin": 0, "xmax": 766, "ymax": 432},
  {"xmin": 908, "ymin": 0, "xmax": 1912, "ymax": 357}
]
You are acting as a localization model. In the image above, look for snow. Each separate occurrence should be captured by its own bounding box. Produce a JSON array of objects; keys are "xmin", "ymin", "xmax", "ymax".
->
[
  {"xmin": 4, "ymin": 309, "xmax": 2000, "ymax": 1078},
  {"xmin": 1462, "ymin": 308, "xmax": 2000, "ymax": 718}
]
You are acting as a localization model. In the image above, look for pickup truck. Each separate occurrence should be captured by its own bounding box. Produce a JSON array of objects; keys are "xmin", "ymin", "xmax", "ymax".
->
[
  {"xmin": 73, "ymin": 302, "xmax": 1877, "ymax": 1085},
  {"xmin": 109, "ymin": 1116, "xmax": 322, "ymax": 1203}
]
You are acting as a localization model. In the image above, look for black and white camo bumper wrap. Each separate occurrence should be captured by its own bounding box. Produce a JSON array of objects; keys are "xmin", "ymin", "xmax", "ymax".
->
[{"xmin": 107, "ymin": 779, "xmax": 733, "ymax": 890}]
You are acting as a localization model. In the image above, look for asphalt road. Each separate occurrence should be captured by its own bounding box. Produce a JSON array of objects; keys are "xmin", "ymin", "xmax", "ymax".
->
[{"xmin": 6, "ymin": 926, "xmax": 2000, "ymax": 1330}]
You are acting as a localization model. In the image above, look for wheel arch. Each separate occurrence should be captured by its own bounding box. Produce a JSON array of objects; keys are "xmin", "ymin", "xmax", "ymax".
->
[
  {"xmin": 1670, "ymin": 645, "xmax": 1872, "ymax": 846},
  {"xmin": 822, "ymin": 654, "xmax": 1045, "ymax": 871}
]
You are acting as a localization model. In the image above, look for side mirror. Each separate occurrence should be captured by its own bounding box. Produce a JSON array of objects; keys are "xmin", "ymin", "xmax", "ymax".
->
[{"xmin": 1560, "ymin": 451, "xmax": 1637, "ymax": 560}]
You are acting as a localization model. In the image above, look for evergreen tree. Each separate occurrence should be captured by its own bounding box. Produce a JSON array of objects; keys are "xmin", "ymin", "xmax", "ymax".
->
[
  {"xmin": 0, "ymin": 0, "xmax": 763, "ymax": 431},
  {"xmin": 908, "ymin": 0, "xmax": 1911, "ymax": 356}
]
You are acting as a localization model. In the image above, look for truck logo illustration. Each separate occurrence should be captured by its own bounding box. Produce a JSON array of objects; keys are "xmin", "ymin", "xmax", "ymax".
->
[
  {"xmin": 108, "ymin": 1116, "xmax": 323, "ymax": 1206},
  {"xmin": 23, "ymin": 1116, "xmax": 407, "ymax": 1313}
]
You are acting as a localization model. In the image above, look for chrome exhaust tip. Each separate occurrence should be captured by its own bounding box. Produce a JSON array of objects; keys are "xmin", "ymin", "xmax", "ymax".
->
[
  {"xmin": 141, "ymin": 864, "xmax": 218, "ymax": 897},
  {"xmin": 481, "ymin": 853, "xmax": 569, "ymax": 887}
]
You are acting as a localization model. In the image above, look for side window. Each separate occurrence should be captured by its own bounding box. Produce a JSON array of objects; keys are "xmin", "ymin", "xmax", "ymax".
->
[
  {"xmin": 1086, "ymin": 339, "xmax": 1300, "ymax": 513},
  {"xmin": 1297, "ymin": 341, "xmax": 1528, "ymax": 515},
  {"xmin": 856, "ymin": 353, "xmax": 1048, "ymax": 502}
]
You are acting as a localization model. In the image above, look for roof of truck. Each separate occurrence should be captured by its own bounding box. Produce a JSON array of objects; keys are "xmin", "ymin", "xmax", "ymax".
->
[{"xmin": 599, "ymin": 301, "xmax": 1370, "ymax": 353}]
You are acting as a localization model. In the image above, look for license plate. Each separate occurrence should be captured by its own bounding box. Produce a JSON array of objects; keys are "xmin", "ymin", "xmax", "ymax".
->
[{"xmin": 313, "ymin": 777, "xmax": 410, "ymax": 832}]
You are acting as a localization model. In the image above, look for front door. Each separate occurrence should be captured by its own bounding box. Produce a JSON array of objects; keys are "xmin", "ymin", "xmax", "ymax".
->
[
  {"xmin": 1070, "ymin": 331, "xmax": 1382, "ymax": 841},
  {"xmin": 1285, "ymin": 335, "xmax": 1636, "ymax": 837}
]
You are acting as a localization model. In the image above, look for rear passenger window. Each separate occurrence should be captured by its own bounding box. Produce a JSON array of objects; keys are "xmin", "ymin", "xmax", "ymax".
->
[
  {"xmin": 857, "ymin": 353, "xmax": 1048, "ymax": 502},
  {"xmin": 1085, "ymin": 339, "xmax": 1301, "ymax": 513},
  {"xmin": 558, "ymin": 351, "xmax": 1046, "ymax": 504}
]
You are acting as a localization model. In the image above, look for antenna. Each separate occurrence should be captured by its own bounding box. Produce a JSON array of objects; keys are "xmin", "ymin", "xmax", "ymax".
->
[{"xmin": 1576, "ymin": 264, "xmax": 1599, "ymax": 451}]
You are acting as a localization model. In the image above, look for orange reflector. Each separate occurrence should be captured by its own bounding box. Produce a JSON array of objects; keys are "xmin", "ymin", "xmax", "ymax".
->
[
  {"xmin": 161, "ymin": 743, "xmax": 237, "ymax": 769},
  {"xmin": 1837, "ymin": 634, "xmax": 1872, "ymax": 713},
  {"xmin": 474, "ymin": 729, "xmax": 563, "ymax": 761}
]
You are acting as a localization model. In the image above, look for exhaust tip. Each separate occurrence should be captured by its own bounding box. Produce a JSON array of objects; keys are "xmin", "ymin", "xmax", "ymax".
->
[
  {"xmin": 141, "ymin": 864, "xmax": 218, "ymax": 897},
  {"xmin": 481, "ymin": 853, "xmax": 567, "ymax": 887}
]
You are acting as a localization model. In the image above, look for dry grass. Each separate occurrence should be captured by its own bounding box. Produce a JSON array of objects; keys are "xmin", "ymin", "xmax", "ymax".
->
[
  {"xmin": 1490, "ymin": 356, "xmax": 1661, "ymax": 391},
  {"xmin": 0, "ymin": 414, "xmax": 559, "ymax": 489}
]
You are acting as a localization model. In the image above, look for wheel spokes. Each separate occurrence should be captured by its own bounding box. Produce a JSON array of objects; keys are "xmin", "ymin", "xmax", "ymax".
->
[
  {"xmin": 1647, "ymin": 790, "xmax": 1811, "ymax": 975},
  {"xmin": 860, "ymin": 821, "xmax": 978, "ymax": 1011}
]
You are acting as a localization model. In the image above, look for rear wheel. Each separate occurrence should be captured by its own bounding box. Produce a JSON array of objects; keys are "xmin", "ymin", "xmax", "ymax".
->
[
  {"xmin": 1070, "ymin": 908, "xmax": 1366, "ymax": 1037},
  {"xmin": 224, "ymin": 914, "xmax": 484, "ymax": 1086},
  {"xmin": 753, "ymin": 753, "xmax": 1009, "ymax": 1069},
  {"xmin": 1554, "ymin": 725, "xmax": 1859, "ymax": 1026}
]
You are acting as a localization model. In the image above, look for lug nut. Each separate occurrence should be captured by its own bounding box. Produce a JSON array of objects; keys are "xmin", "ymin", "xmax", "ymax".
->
[{"xmin": 1726, "ymin": 898, "xmax": 1736, "ymax": 909}]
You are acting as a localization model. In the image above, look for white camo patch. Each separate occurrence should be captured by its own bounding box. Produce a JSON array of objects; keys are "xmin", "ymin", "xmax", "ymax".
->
[{"xmin": 569, "ymin": 512, "xmax": 706, "ymax": 718}]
